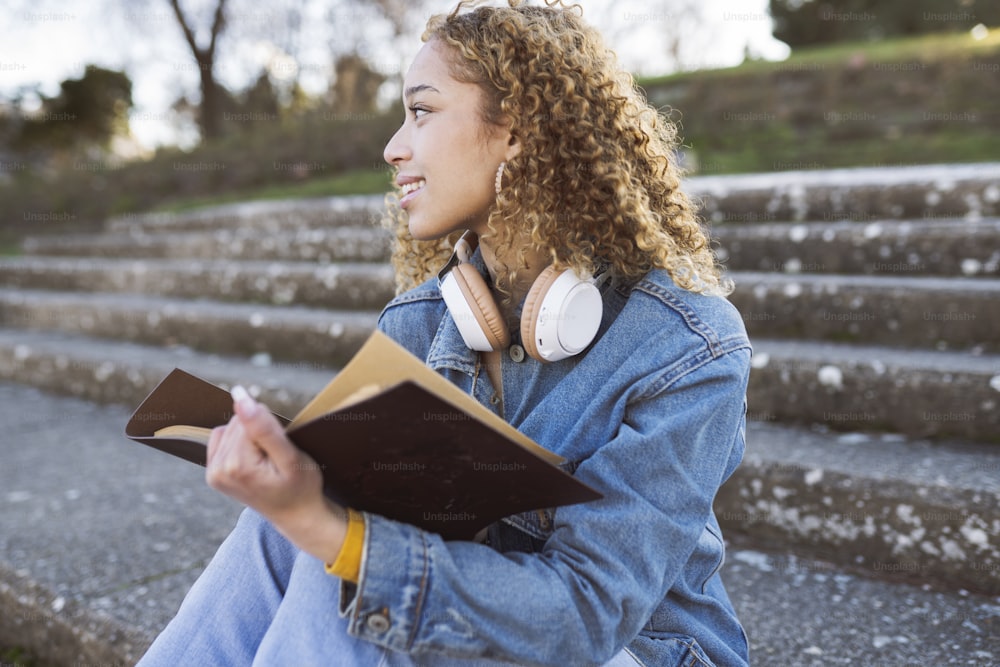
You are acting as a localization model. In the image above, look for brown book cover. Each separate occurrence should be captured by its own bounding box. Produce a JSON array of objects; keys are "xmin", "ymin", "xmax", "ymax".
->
[{"xmin": 125, "ymin": 331, "xmax": 602, "ymax": 540}]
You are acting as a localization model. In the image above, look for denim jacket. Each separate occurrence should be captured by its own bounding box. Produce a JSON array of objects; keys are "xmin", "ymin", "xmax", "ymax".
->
[{"xmin": 338, "ymin": 254, "xmax": 752, "ymax": 667}]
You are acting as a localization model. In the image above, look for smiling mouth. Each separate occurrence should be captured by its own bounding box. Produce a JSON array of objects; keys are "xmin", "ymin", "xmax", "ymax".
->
[{"xmin": 400, "ymin": 179, "xmax": 426, "ymax": 194}]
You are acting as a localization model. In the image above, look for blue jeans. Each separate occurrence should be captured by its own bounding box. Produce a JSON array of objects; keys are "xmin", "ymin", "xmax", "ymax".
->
[{"xmin": 138, "ymin": 509, "xmax": 642, "ymax": 666}]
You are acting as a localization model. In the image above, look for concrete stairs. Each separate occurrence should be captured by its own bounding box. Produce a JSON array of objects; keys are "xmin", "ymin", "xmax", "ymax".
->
[
  {"xmin": 3, "ymin": 163, "xmax": 1000, "ymax": 664},
  {"xmin": 706, "ymin": 166, "xmax": 1000, "ymax": 603}
]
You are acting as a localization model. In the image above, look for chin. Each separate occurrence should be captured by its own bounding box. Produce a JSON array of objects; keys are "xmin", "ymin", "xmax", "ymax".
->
[{"xmin": 407, "ymin": 219, "xmax": 446, "ymax": 242}]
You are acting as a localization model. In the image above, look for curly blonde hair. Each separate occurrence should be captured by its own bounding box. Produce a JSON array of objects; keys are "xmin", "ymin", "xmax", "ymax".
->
[{"xmin": 382, "ymin": 0, "xmax": 730, "ymax": 299}]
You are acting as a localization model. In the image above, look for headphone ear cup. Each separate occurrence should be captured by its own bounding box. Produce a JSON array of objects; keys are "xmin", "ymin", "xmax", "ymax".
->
[
  {"xmin": 451, "ymin": 263, "xmax": 510, "ymax": 350},
  {"xmin": 519, "ymin": 265, "xmax": 562, "ymax": 362}
]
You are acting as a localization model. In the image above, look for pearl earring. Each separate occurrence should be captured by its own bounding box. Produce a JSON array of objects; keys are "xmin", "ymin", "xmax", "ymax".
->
[{"xmin": 495, "ymin": 161, "xmax": 506, "ymax": 195}]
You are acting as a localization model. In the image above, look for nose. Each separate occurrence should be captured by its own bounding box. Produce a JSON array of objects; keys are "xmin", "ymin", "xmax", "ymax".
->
[{"xmin": 383, "ymin": 124, "xmax": 411, "ymax": 166}]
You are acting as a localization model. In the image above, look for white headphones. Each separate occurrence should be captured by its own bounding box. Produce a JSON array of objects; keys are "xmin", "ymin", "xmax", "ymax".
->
[{"xmin": 438, "ymin": 231, "xmax": 604, "ymax": 363}]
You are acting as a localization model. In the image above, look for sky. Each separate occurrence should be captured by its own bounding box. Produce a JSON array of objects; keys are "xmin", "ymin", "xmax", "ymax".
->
[{"xmin": 0, "ymin": 0, "xmax": 790, "ymax": 152}]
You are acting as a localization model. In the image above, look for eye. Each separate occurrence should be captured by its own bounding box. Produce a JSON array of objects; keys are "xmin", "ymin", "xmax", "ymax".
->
[{"xmin": 408, "ymin": 105, "xmax": 430, "ymax": 119}]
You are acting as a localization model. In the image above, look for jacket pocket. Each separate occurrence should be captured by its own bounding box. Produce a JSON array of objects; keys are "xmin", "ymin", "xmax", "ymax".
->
[
  {"xmin": 502, "ymin": 507, "xmax": 555, "ymax": 540},
  {"xmin": 486, "ymin": 508, "xmax": 556, "ymax": 553},
  {"xmin": 634, "ymin": 632, "xmax": 716, "ymax": 667}
]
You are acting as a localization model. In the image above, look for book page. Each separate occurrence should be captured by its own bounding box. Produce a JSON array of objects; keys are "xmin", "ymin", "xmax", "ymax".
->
[{"xmin": 153, "ymin": 424, "xmax": 212, "ymax": 444}]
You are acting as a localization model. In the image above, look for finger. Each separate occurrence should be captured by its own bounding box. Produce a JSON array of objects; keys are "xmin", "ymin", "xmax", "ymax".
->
[
  {"xmin": 211, "ymin": 416, "xmax": 244, "ymax": 468},
  {"xmin": 205, "ymin": 425, "xmax": 226, "ymax": 467},
  {"xmin": 231, "ymin": 386, "xmax": 299, "ymax": 469},
  {"xmin": 206, "ymin": 418, "xmax": 258, "ymax": 489}
]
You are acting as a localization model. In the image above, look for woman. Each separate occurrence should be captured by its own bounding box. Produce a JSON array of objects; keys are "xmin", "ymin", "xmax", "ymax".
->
[{"xmin": 139, "ymin": 2, "xmax": 751, "ymax": 665}]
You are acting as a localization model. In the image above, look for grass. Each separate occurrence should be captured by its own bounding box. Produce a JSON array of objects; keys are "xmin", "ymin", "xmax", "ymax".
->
[
  {"xmin": 687, "ymin": 127, "xmax": 1000, "ymax": 176},
  {"xmin": 0, "ymin": 647, "xmax": 35, "ymax": 667},
  {"xmin": 638, "ymin": 27, "xmax": 1000, "ymax": 86},
  {"xmin": 632, "ymin": 27, "xmax": 1000, "ymax": 175},
  {"xmin": 0, "ymin": 231, "xmax": 25, "ymax": 256},
  {"xmin": 151, "ymin": 167, "xmax": 393, "ymax": 214}
]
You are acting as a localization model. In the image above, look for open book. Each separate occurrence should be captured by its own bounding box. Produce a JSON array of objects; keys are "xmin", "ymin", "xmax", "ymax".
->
[{"xmin": 125, "ymin": 330, "xmax": 601, "ymax": 540}]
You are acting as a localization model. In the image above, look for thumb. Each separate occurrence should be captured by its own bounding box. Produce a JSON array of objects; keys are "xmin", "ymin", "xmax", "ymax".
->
[{"xmin": 231, "ymin": 385, "xmax": 298, "ymax": 468}]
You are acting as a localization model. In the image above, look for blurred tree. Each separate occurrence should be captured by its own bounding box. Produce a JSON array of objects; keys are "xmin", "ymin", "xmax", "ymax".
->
[
  {"xmin": 329, "ymin": 54, "xmax": 386, "ymax": 115},
  {"xmin": 770, "ymin": 0, "xmax": 1000, "ymax": 48},
  {"xmin": 167, "ymin": 0, "xmax": 229, "ymax": 140},
  {"xmin": 12, "ymin": 66, "xmax": 133, "ymax": 157},
  {"xmin": 157, "ymin": 0, "xmax": 430, "ymax": 143},
  {"xmin": 242, "ymin": 72, "xmax": 282, "ymax": 121}
]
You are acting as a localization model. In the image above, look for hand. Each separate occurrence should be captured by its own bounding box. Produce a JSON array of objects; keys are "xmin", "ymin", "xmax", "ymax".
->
[{"xmin": 206, "ymin": 385, "xmax": 348, "ymax": 563}]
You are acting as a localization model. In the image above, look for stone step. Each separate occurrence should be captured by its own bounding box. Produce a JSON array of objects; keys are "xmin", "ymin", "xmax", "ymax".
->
[
  {"xmin": 21, "ymin": 225, "xmax": 393, "ymax": 263},
  {"xmin": 715, "ymin": 217, "xmax": 1000, "ymax": 277},
  {"xmin": 103, "ymin": 194, "xmax": 385, "ymax": 235},
  {"xmin": 27, "ymin": 215, "xmax": 1000, "ymax": 282},
  {"xmin": 5, "ymin": 270, "xmax": 995, "ymax": 369},
  {"xmin": 0, "ymin": 289, "xmax": 378, "ymax": 367},
  {"xmin": 2, "ymin": 381, "xmax": 998, "ymax": 665},
  {"xmin": 96, "ymin": 164, "xmax": 1000, "ymax": 238},
  {"xmin": 723, "ymin": 546, "xmax": 1000, "ymax": 666},
  {"xmin": 690, "ymin": 162, "xmax": 1000, "ymax": 223},
  {"xmin": 5, "ymin": 326, "xmax": 999, "ymax": 446},
  {"xmin": 0, "ymin": 329, "xmax": 331, "ymax": 416},
  {"xmin": 720, "ymin": 420, "xmax": 1000, "ymax": 596},
  {"xmin": 748, "ymin": 339, "xmax": 1000, "ymax": 444},
  {"xmin": 6, "ymin": 254, "xmax": 997, "ymax": 356},
  {"xmin": 731, "ymin": 272, "xmax": 1000, "ymax": 352},
  {"xmin": 0, "ymin": 256, "xmax": 397, "ymax": 311},
  {"xmin": 0, "ymin": 382, "xmax": 241, "ymax": 666}
]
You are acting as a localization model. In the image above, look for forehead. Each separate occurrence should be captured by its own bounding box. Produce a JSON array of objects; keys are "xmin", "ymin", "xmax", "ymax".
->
[{"xmin": 404, "ymin": 40, "xmax": 453, "ymax": 92}]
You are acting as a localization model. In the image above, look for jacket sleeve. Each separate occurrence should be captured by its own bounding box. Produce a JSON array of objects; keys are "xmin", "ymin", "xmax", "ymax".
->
[{"xmin": 335, "ymin": 338, "xmax": 751, "ymax": 667}]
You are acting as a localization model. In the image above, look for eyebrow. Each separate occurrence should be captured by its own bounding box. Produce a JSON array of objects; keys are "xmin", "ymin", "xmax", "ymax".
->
[{"xmin": 403, "ymin": 84, "xmax": 441, "ymax": 100}]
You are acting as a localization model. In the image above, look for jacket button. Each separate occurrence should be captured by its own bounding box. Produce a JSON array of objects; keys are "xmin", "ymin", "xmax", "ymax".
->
[
  {"xmin": 366, "ymin": 612, "xmax": 391, "ymax": 634},
  {"xmin": 508, "ymin": 344, "xmax": 525, "ymax": 363}
]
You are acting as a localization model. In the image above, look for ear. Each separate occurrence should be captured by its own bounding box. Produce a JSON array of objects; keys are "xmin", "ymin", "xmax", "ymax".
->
[{"xmin": 504, "ymin": 132, "xmax": 521, "ymax": 162}]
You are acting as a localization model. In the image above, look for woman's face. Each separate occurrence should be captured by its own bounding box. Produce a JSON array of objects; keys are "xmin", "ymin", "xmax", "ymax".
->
[{"xmin": 383, "ymin": 39, "xmax": 517, "ymax": 241}]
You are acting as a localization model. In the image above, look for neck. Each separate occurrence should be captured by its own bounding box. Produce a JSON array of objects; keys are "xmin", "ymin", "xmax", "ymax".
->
[{"xmin": 479, "ymin": 235, "xmax": 548, "ymax": 307}]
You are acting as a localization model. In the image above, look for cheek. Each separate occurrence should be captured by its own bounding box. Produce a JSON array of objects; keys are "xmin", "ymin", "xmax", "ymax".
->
[
  {"xmin": 420, "ymin": 117, "xmax": 504, "ymax": 212},
  {"xmin": 436, "ymin": 146, "xmax": 493, "ymax": 197},
  {"xmin": 446, "ymin": 163, "xmax": 495, "ymax": 208}
]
